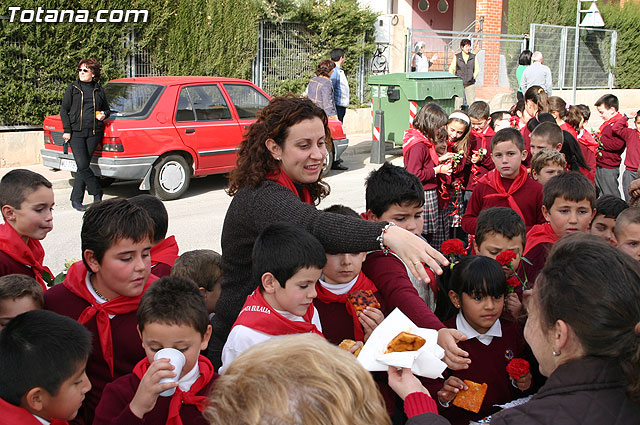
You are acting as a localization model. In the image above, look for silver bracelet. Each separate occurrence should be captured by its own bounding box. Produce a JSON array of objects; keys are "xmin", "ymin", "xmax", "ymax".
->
[{"xmin": 376, "ymin": 222, "xmax": 396, "ymax": 255}]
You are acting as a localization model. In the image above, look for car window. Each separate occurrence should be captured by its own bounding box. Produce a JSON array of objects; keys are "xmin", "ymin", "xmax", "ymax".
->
[
  {"xmin": 224, "ymin": 84, "xmax": 269, "ymax": 119},
  {"xmin": 176, "ymin": 89, "xmax": 196, "ymax": 122},
  {"xmin": 177, "ymin": 85, "xmax": 232, "ymax": 122},
  {"xmin": 104, "ymin": 83, "xmax": 163, "ymax": 118}
]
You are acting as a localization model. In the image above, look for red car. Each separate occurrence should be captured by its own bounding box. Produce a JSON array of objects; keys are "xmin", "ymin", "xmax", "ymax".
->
[{"xmin": 41, "ymin": 76, "xmax": 349, "ymax": 200}]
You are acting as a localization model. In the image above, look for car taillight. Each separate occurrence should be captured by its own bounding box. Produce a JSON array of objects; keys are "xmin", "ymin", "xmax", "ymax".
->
[
  {"xmin": 97, "ymin": 137, "xmax": 124, "ymax": 152},
  {"xmin": 43, "ymin": 130, "xmax": 53, "ymax": 144}
]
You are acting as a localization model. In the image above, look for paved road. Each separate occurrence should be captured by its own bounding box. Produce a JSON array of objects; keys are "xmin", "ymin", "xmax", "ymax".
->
[{"xmin": 36, "ymin": 136, "xmax": 403, "ymax": 274}]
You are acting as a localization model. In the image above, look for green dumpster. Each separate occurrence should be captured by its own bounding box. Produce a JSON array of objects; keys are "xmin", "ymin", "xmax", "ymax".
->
[{"xmin": 368, "ymin": 72, "xmax": 464, "ymax": 146}]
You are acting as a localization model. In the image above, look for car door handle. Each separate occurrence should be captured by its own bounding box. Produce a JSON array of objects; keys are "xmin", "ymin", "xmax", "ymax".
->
[{"xmin": 185, "ymin": 128, "xmax": 195, "ymax": 134}]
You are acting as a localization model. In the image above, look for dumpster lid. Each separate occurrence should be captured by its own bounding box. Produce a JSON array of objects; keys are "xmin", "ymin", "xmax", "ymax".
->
[{"xmin": 368, "ymin": 72, "xmax": 460, "ymax": 85}]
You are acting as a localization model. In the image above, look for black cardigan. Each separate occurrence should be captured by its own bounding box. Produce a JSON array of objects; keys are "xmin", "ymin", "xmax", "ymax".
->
[{"xmin": 60, "ymin": 79, "xmax": 110, "ymax": 134}]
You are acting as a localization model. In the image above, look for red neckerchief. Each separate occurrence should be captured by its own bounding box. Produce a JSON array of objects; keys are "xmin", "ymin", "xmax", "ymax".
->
[
  {"xmin": 133, "ymin": 355, "xmax": 215, "ymax": 425},
  {"xmin": 402, "ymin": 128, "xmax": 439, "ymax": 166},
  {"xmin": 315, "ymin": 273, "xmax": 378, "ymax": 341},
  {"xmin": 578, "ymin": 129, "xmax": 600, "ymax": 154},
  {"xmin": 266, "ymin": 170, "xmax": 313, "ymax": 205},
  {"xmin": 232, "ymin": 289, "xmax": 323, "ymax": 336},
  {"xmin": 524, "ymin": 222, "xmax": 560, "ymax": 257},
  {"xmin": 560, "ymin": 122, "xmax": 578, "ymax": 138},
  {"xmin": 599, "ymin": 113, "xmax": 624, "ymax": 132},
  {"xmin": 0, "ymin": 397, "xmax": 68, "ymax": 425},
  {"xmin": 150, "ymin": 236, "xmax": 179, "ymax": 268},
  {"xmin": 63, "ymin": 261, "xmax": 156, "ymax": 376},
  {"xmin": 0, "ymin": 223, "xmax": 50, "ymax": 291},
  {"xmin": 472, "ymin": 126, "xmax": 495, "ymax": 150},
  {"xmin": 479, "ymin": 165, "xmax": 528, "ymax": 221}
]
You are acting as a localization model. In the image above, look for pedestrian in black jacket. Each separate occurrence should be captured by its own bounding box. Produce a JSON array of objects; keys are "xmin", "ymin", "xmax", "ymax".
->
[{"xmin": 60, "ymin": 58, "xmax": 110, "ymax": 211}]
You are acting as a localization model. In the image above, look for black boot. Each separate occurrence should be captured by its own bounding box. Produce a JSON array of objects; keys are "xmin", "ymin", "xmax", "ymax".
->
[
  {"xmin": 93, "ymin": 192, "xmax": 103, "ymax": 203},
  {"xmin": 71, "ymin": 201, "xmax": 87, "ymax": 212}
]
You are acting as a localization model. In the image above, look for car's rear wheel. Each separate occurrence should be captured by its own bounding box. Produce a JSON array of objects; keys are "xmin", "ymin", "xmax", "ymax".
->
[
  {"xmin": 150, "ymin": 155, "xmax": 191, "ymax": 200},
  {"xmin": 322, "ymin": 141, "xmax": 334, "ymax": 178}
]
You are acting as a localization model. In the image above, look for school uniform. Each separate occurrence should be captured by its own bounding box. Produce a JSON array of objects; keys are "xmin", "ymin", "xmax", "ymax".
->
[
  {"xmin": 461, "ymin": 165, "xmax": 544, "ymax": 235},
  {"xmin": 93, "ymin": 355, "xmax": 217, "ymax": 425},
  {"xmin": 612, "ymin": 117, "xmax": 640, "ymax": 201},
  {"xmin": 523, "ymin": 222, "xmax": 560, "ymax": 286},
  {"xmin": 403, "ymin": 128, "xmax": 440, "ymax": 238},
  {"xmin": 467, "ymin": 127, "xmax": 496, "ymax": 192},
  {"xmin": 596, "ymin": 113, "xmax": 626, "ymax": 197},
  {"xmin": 314, "ymin": 272, "xmax": 382, "ymax": 344},
  {"xmin": 438, "ymin": 312, "xmax": 527, "ymax": 425},
  {"xmin": 220, "ymin": 288, "xmax": 323, "ymax": 373},
  {"xmin": 0, "ymin": 223, "xmax": 50, "ymax": 290},
  {"xmin": 362, "ymin": 252, "xmax": 444, "ymax": 330},
  {"xmin": 44, "ymin": 262, "xmax": 155, "ymax": 425},
  {"xmin": 150, "ymin": 235, "xmax": 179, "ymax": 278}
]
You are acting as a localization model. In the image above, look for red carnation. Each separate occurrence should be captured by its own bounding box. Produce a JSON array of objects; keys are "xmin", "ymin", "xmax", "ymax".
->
[
  {"xmin": 506, "ymin": 277, "xmax": 521, "ymax": 293},
  {"xmin": 441, "ymin": 239, "xmax": 466, "ymax": 256},
  {"xmin": 496, "ymin": 250, "xmax": 517, "ymax": 267},
  {"xmin": 506, "ymin": 358, "xmax": 530, "ymax": 380}
]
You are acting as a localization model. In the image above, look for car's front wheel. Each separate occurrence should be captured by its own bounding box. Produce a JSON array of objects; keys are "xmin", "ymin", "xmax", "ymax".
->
[{"xmin": 150, "ymin": 155, "xmax": 191, "ymax": 200}]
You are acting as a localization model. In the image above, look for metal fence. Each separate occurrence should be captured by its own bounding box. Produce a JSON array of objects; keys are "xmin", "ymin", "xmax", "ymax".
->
[
  {"xmin": 123, "ymin": 30, "xmax": 163, "ymax": 78},
  {"xmin": 407, "ymin": 28, "xmax": 528, "ymax": 91},
  {"xmin": 252, "ymin": 21, "xmax": 315, "ymax": 96},
  {"xmin": 529, "ymin": 23, "xmax": 616, "ymax": 90}
]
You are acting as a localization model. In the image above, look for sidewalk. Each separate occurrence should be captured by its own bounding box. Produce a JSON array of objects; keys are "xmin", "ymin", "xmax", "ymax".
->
[{"xmin": 0, "ymin": 133, "xmax": 378, "ymax": 189}]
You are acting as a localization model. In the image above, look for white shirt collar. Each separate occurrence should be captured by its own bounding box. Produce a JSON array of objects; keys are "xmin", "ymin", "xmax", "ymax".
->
[
  {"xmin": 318, "ymin": 274, "xmax": 358, "ymax": 295},
  {"xmin": 32, "ymin": 415, "xmax": 49, "ymax": 425},
  {"xmin": 456, "ymin": 310, "xmax": 502, "ymax": 345},
  {"xmin": 177, "ymin": 361, "xmax": 200, "ymax": 392}
]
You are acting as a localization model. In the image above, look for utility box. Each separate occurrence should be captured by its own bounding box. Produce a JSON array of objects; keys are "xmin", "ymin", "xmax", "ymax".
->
[
  {"xmin": 373, "ymin": 15, "xmax": 392, "ymax": 44},
  {"xmin": 368, "ymin": 72, "xmax": 464, "ymax": 146}
]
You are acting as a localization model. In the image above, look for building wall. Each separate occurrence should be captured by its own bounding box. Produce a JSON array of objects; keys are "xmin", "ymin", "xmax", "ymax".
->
[{"xmin": 452, "ymin": 0, "xmax": 477, "ymax": 31}]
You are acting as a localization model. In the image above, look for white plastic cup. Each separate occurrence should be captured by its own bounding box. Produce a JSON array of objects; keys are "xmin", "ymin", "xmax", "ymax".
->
[{"xmin": 154, "ymin": 348, "xmax": 186, "ymax": 397}]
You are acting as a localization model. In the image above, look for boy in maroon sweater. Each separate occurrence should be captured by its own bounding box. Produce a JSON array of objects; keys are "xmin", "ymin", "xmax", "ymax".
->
[
  {"xmin": 0, "ymin": 169, "xmax": 55, "ymax": 290},
  {"xmin": 523, "ymin": 172, "xmax": 596, "ymax": 284},
  {"xmin": 94, "ymin": 276, "xmax": 217, "ymax": 425},
  {"xmin": 129, "ymin": 195, "xmax": 179, "ymax": 278},
  {"xmin": 0, "ymin": 310, "xmax": 92, "ymax": 425},
  {"xmin": 612, "ymin": 111, "xmax": 640, "ymax": 202},
  {"xmin": 362, "ymin": 162, "xmax": 470, "ymax": 371},
  {"xmin": 594, "ymin": 94, "xmax": 626, "ymax": 197},
  {"xmin": 467, "ymin": 101, "xmax": 495, "ymax": 193},
  {"xmin": 45, "ymin": 199, "xmax": 157, "ymax": 425},
  {"xmin": 462, "ymin": 128, "xmax": 545, "ymax": 235}
]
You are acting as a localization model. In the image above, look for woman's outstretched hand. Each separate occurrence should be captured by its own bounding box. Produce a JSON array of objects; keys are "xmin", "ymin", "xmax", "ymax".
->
[{"xmin": 382, "ymin": 225, "xmax": 448, "ymax": 282}]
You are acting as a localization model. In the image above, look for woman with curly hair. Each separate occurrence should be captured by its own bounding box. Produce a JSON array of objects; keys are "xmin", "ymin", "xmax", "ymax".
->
[{"xmin": 210, "ymin": 96, "xmax": 455, "ymax": 369}]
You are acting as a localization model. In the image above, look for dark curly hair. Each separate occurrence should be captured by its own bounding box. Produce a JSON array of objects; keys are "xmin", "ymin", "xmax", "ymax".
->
[
  {"xmin": 227, "ymin": 95, "xmax": 331, "ymax": 204},
  {"xmin": 78, "ymin": 58, "xmax": 101, "ymax": 81},
  {"xmin": 316, "ymin": 60, "xmax": 336, "ymax": 77}
]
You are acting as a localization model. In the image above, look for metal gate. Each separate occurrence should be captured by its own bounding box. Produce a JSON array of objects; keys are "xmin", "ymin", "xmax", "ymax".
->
[{"xmin": 529, "ymin": 23, "xmax": 616, "ymax": 90}]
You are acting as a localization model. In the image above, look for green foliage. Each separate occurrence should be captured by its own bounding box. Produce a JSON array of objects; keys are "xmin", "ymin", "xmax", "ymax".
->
[
  {"xmin": 507, "ymin": 0, "xmax": 575, "ymax": 35},
  {"xmin": 600, "ymin": 2, "xmax": 640, "ymax": 89},
  {"xmin": 0, "ymin": 0, "xmax": 377, "ymax": 125}
]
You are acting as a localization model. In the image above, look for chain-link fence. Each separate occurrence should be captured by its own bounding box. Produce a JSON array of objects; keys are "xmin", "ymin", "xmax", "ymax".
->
[{"xmin": 530, "ymin": 23, "xmax": 616, "ymax": 90}]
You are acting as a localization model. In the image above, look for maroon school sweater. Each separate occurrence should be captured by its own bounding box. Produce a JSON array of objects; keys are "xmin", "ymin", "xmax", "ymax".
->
[
  {"xmin": 612, "ymin": 117, "xmax": 640, "ymax": 172},
  {"xmin": 522, "ymin": 242, "xmax": 552, "ymax": 288},
  {"xmin": 93, "ymin": 372, "xmax": 215, "ymax": 425},
  {"xmin": 461, "ymin": 176, "xmax": 544, "ymax": 235},
  {"xmin": 467, "ymin": 129, "xmax": 495, "ymax": 192},
  {"xmin": 597, "ymin": 117, "xmax": 626, "ymax": 169},
  {"xmin": 44, "ymin": 285, "xmax": 145, "ymax": 425},
  {"xmin": 438, "ymin": 316, "xmax": 528, "ymax": 425},
  {"xmin": 0, "ymin": 250, "xmax": 36, "ymax": 280},
  {"xmin": 404, "ymin": 143, "xmax": 438, "ymax": 191},
  {"xmin": 362, "ymin": 252, "xmax": 444, "ymax": 330}
]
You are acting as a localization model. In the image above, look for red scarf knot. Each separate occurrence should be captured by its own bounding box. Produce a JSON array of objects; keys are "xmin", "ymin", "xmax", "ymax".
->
[
  {"xmin": 479, "ymin": 165, "xmax": 529, "ymax": 221},
  {"xmin": 402, "ymin": 128, "xmax": 440, "ymax": 166},
  {"xmin": 0, "ymin": 223, "xmax": 50, "ymax": 291}
]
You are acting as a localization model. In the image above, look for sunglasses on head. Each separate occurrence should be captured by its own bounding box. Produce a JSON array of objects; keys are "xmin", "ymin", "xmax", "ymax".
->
[{"xmin": 78, "ymin": 68, "xmax": 90, "ymax": 73}]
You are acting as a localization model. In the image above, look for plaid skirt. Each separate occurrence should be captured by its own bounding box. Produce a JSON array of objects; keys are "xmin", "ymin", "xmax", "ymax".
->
[{"xmin": 422, "ymin": 189, "xmax": 439, "ymax": 235}]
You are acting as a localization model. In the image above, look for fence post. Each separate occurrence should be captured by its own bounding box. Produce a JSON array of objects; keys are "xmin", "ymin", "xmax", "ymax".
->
[{"xmin": 371, "ymin": 109, "xmax": 386, "ymax": 164}]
